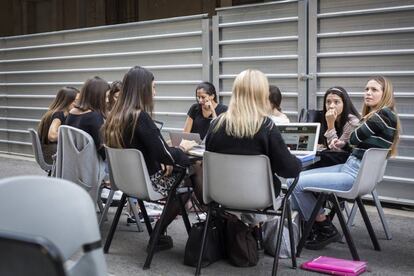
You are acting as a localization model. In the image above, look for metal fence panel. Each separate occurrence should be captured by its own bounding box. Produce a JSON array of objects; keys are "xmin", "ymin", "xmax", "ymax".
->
[
  {"xmin": 213, "ymin": 0, "xmax": 307, "ymax": 120},
  {"xmin": 0, "ymin": 15, "xmax": 211, "ymax": 156},
  {"xmin": 309, "ymin": 0, "xmax": 414, "ymax": 205}
]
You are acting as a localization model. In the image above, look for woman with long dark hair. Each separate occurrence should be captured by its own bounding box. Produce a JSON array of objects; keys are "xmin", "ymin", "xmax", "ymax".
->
[
  {"xmin": 314, "ymin": 87, "xmax": 361, "ymax": 167},
  {"xmin": 183, "ymin": 82, "xmax": 227, "ymax": 139},
  {"xmin": 104, "ymin": 66, "xmax": 191, "ymax": 251},
  {"xmin": 66, "ymin": 76, "xmax": 109, "ymax": 159},
  {"xmin": 38, "ymin": 86, "xmax": 79, "ymax": 163}
]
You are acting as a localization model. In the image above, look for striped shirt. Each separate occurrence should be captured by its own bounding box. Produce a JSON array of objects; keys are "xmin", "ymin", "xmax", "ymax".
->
[
  {"xmin": 350, "ymin": 107, "xmax": 397, "ymax": 159},
  {"xmin": 324, "ymin": 114, "xmax": 360, "ymax": 151}
]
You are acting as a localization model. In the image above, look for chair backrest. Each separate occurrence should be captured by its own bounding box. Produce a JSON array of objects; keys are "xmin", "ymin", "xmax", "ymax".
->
[
  {"xmin": 55, "ymin": 125, "xmax": 105, "ymax": 202},
  {"xmin": 0, "ymin": 231, "xmax": 66, "ymax": 276},
  {"xmin": 28, "ymin": 128, "xmax": 53, "ymax": 172},
  {"xmin": 0, "ymin": 176, "xmax": 107, "ymax": 276},
  {"xmin": 105, "ymin": 146, "xmax": 164, "ymax": 201},
  {"xmin": 203, "ymin": 151, "xmax": 279, "ymax": 210},
  {"xmin": 298, "ymin": 108, "xmax": 323, "ymax": 123},
  {"xmin": 345, "ymin": 148, "xmax": 389, "ymax": 199}
]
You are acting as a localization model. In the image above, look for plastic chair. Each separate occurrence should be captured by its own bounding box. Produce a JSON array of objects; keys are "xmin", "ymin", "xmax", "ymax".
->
[
  {"xmin": 346, "ymin": 160, "xmax": 392, "ymax": 240},
  {"xmin": 0, "ymin": 231, "xmax": 66, "ymax": 276},
  {"xmin": 28, "ymin": 128, "xmax": 53, "ymax": 176},
  {"xmin": 296, "ymin": 148, "xmax": 389, "ymax": 261},
  {"xmin": 103, "ymin": 146, "xmax": 191, "ymax": 269},
  {"xmin": 55, "ymin": 125, "xmax": 106, "ymax": 215},
  {"xmin": 196, "ymin": 151, "xmax": 300, "ymax": 276},
  {"xmin": 0, "ymin": 176, "xmax": 107, "ymax": 276}
]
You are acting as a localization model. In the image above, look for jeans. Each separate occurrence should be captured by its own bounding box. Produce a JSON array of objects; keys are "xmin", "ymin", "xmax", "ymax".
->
[{"xmin": 287, "ymin": 156, "xmax": 361, "ymax": 221}]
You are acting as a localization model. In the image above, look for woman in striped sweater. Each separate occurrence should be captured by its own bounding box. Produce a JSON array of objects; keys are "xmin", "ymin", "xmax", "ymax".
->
[{"xmin": 288, "ymin": 76, "xmax": 400, "ymax": 250}]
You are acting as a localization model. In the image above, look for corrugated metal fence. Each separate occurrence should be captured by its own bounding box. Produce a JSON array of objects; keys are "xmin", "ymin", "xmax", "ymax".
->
[
  {"xmin": 0, "ymin": 0, "xmax": 413, "ymax": 205},
  {"xmin": 308, "ymin": 0, "xmax": 414, "ymax": 205},
  {"xmin": 0, "ymin": 14, "xmax": 210, "ymax": 155}
]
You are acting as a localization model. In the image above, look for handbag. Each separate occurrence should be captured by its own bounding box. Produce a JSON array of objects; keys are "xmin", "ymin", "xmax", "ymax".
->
[
  {"xmin": 262, "ymin": 211, "xmax": 300, "ymax": 258},
  {"xmin": 225, "ymin": 218, "xmax": 259, "ymax": 267},
  {"xmin": 184, "ymin": 218, "xmax": 225, "ymax": 268}
]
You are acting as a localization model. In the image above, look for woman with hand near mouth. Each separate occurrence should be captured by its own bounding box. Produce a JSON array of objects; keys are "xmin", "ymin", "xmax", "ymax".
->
[
  {"xmin": 183, "ymin": 82, "xmax": 227, "ymax": 140},
  {"xmin": 288, "ymin": 76, "xmax": 400, "ymax": 250}
]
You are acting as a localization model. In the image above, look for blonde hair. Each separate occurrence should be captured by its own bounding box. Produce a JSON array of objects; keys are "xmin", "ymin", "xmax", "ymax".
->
[
  {"xmin": 362, "ymin": 76, "xmax": 400, "ymax": 156},
  {"xmin": 213, "ymin": 69, "xmax": 271, "ymax": 138}
]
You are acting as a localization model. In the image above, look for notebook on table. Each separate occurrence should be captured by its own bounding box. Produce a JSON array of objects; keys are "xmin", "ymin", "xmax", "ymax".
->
[
  {"xmin": 301, "ymin": 256, "xmax": 367, "ymax": 275},
  {"xmin": 277, "ymin": 123, "xmax": 320, "ymax": 162},
  {"xmin": 169, "ymin": 131, "xmax": 202, "ymax": 147}
]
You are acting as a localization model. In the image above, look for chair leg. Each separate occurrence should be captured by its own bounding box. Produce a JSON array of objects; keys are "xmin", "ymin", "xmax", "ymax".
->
[
  {"xmin": 128, "ymin": 197, "xmax": 144, "ymax": 232},
  {"xmin": 137, "ymin": 199, "xmax": 153, "ymax": 235},
  {"xmin": 286, "ymin": 200, "xmax": 297, "ymax": 269},
  {"xmin": 143, "ymin": 191, "xmax": 176, "ymax": 270},
  {"xmin": 296, "ymin": 193, "xmax": 327, "ymax": 257},
  {"xmin": 195, "ymin": 203, "xmax": 212, "ymax": 276},
  {"xmin": 271, "ymin": 197, "xmax": 289, "ymax": 276},
  {"xmin": 177, "ymin": 190, "xmax": 192, "ymax": 234},
  {"xmin": 356, "ymin": 197, "xmax": 381, "ymax": 251},
  {"xmin": 372, "ymin": 189, "xmax": 392, "ymax": 240},
  {"xmin": 104, "ymin": 193, "xmax": 127, "ymax": 253},
  {"xmin": 331, "ymin": 195, "xmax": 360, "ymax": 261},
  {"xmin": 99, "ymin": 189, "xmax": 115, "ymax": 227}
]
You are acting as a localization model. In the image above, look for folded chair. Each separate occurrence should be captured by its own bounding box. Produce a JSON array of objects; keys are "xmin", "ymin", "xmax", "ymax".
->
[
  {"xmin": 103, "ymin": 146, "xmax": 191, "ymax": 269},
  {"xmin": 28, "ymin": 128, "xmax": 53, "ymax": 176},
  {"xmin": 296, "ymin": 148, "xmax": 389, "ymax": 261},
  {"xmin": 0, "ymin": 176, "xmax": 107, "ymax": 276},
  {"xmin": 196, "ymin": 151, "xmax": 300, "ymax": 276}
]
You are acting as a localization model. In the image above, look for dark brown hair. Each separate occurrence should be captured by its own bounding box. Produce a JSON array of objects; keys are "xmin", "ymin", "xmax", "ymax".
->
[
  {"xmin": 268, "ymin": 85, "xmax": 282, "ymax": 112},
  {"xmin": 76, "ymin": 76, "xmax": 109, "ymax": 116},
  {"xmin": 107, "ymin": 80, "xmax": 122, "ymax": 112},
  {"xmin": 38, "ymin": 87, "xmax": 79, "ymax": 144},
  {"xmin": 104, "ymin": 66, "xmax": 154, "ymax": 147}
]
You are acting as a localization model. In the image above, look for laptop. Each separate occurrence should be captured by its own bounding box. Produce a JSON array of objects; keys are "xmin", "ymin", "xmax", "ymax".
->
[
  {"xmin": 277, "ymin": 123, "xmax": 321, "ymax": 162},
  {"xmin": 169, "ymin": 131, "xmax": 203, "ymax": 147}
]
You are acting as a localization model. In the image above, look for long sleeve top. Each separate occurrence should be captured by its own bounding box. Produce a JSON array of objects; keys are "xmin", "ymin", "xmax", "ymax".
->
[
  {"xmin": 205, "ymin": 116, "xmax": 302, "ymax": 194},
  {"xmin": 324, "ymin": 114, "xmax": 360, "ymax": 151},
  {"xmin": 350, "ymin": 107, "xmax": 398, "ymax": 159},
  {"xmin": 65, "ymin": 111, "xmax": 105, "ymax": 159},
  {"xmin": 123, "ymin": 111, "xmax": 189, "ymax": 176}
]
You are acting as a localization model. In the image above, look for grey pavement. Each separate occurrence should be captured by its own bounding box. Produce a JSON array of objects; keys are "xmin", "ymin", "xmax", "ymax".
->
[{"xmin": 0, "ymin": 154, "xmax": 413, "ymax": 276}]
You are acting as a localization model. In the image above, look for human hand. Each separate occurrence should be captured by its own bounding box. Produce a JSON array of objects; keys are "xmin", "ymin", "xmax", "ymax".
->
[
  {"xmin": 179, "ymin": 139, "xmax": 199, "ymax": 152},
  {"xmin": 161, "ymin": 164, "xmax": 173, "ymax": 176},
  {"xmin": 329, "ymin": 138, "xmax": 346, "ymax": 150},
  {"xmin": 325, "ymin": 109, "xmax": 337, "ymax": 128}
]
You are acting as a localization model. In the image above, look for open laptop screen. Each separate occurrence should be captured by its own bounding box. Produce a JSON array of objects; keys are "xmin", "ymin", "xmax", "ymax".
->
[{"xmin": 277, "ymin": 123, "xmax": 320, "ymax": 155}]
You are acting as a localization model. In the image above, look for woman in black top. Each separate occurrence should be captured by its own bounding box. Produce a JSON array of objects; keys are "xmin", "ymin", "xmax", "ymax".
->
[
  {"xmin": 66, "ymin": 76, "xmax": 109, "ymax": 160},
  {"xmin": 206, "ymin": 69, "xmax": 301, "ymax": 204},
  {"xmin": 183, "ymin": 82, "xmax": 227, "ymax": 139},
  {"xmin": 104, "ymin": 66, "xmax": 191, "ymax": 250},
  {"xmin": 38, "ymin": 86, "xmax": 79, "ymax": 164}
]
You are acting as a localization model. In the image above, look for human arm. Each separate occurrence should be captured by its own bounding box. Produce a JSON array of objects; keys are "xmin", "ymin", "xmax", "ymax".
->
[
  {"xmin": 327, "ymin": 114, "xmax": 359, "ymax": 150},
  {"xmin": 183, "ymin": 116, "xmax": 194, "ymax": 133},
  {"xmin": 47, "ymin": 118, "xmax": 62, "ymax": 142},
  {"xmin": 350, "ymin": 108, "xmax": 393, "ymax": 146}
]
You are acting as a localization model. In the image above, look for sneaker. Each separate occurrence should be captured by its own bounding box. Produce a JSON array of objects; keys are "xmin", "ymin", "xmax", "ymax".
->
[
  {"xmin": 305, "ymin": 220, "xmax": 341, "ymax": 250},
  {"xmin": 126, "ymin": 213, "xmax": 155, "ymax": 224},
  {"xmin": 146, "ymin": 234, "xmax": 173, "ymax": 253}
]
